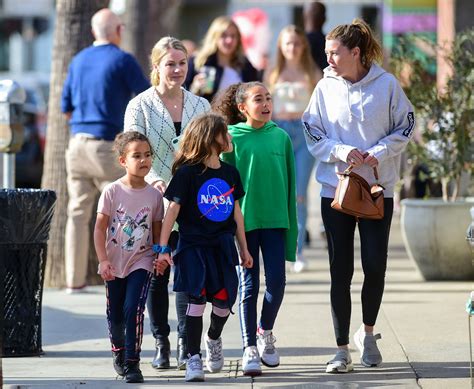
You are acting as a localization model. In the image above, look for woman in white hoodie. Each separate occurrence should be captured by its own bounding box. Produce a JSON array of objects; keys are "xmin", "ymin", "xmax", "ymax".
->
[{"xmin": 302, "ymin": 19, "xmax": 414, "ymax": 374}]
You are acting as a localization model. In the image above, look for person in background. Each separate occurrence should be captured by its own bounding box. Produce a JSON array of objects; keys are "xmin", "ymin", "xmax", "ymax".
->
[
  {"xmin": 214, "ymin": 81, "xmax": 297, "ymax": 377},
  {"xmin": 303, "ymin": 1, "xmax": 329, "ymax": 72},
  {"xmin": 155, "ymin": 113, "xmax": 252, "ymax": 382},
  {"xmin": 94, "ymin": 131, "xmax": 163, "ymax": 383},
  {"xmin": 302, "ymin": 19, "xmax": 414, "ymax": 374},
  {"xmin": 266, "ymin": 25, "xmax": 322, "ymax": 272},
  {"xmin": 184, "ymin": 16, "xmax": 259, "ymax": 102},
  {"xmin": 61, "ymin": 8, "xmax": 149, "ymax": 294},
  {"xmin": 182, "ymin": 39, "xmax": 197, "ymax": 57},
  {"xmin": 124, "ymin": 36, "xmax": 210, "ymax": 371}
]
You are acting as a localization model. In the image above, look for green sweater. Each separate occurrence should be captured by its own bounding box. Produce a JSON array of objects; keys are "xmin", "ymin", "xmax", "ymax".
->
[{"xmin": 222, "ymin": 121, "xmax": 297, "ymax": 262}]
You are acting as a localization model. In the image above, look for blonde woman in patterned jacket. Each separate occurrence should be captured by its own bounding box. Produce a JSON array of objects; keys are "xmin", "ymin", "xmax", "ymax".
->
[{"xmin": 124, "ymin": 36, "xmax": 210, "ymax": 372}]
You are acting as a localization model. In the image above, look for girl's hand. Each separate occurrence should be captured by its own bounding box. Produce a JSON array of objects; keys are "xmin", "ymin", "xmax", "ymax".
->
[
  {"xmin": 152, "ymin": 180, "xmax": 167, "ymax": 195},
  {"xmin": 98, "ymin": 260, "xmax": 115, "ymax": 281},
  {"xmin": 363, "ymin": 153, "xmax": 379, "ymax": 168},
  {"xmin": 239, "ymin": 249, "xmax": 253, "ymax": 268},
  {"xmin": 346, "ymin": 149, "xmax": 365, "ymax": 167},
  {"xmin": 154, "ymin": 254, "xmax": 173, "ymax": 275}
]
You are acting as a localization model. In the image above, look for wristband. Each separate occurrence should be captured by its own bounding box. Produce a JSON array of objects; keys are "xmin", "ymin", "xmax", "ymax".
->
[
  {"xmin": 152, "ymin": 244, "xmax": 172, "ymax": 254},
  {"xmin": 159, "ymin": 245, "xmax": 172, "ymax": 254}
]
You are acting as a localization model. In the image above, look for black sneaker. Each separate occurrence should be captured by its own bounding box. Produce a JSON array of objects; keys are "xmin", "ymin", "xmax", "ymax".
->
[
  {"xmin": 112, "ymin": 350, "xmax": 125, "ymax": 376},
  {"xmin": 124, "ymin": 360, "xmax": 144, "ymax": 383}
]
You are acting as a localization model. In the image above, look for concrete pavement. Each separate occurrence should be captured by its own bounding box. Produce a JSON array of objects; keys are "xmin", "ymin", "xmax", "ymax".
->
[{"xmin": 3, "ymin": 185, "xmax": 473, "ymax": 388}]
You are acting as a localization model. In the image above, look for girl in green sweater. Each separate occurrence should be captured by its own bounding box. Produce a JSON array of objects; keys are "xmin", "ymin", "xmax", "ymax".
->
[{"xmin": 213, "ymin": 82, "xmax": 297, "ymax": 376}]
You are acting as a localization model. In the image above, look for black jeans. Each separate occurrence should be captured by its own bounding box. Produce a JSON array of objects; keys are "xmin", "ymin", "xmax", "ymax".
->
[
  {"xmin": 321, "ymin": 197, "xmax": 393, "ymax": 346},
  {"xmin": 147, "ymin": 267, "xmax": 188, "ymax": 341},
  {"xmin": 147, "ymin": 231, "xmax": 188, "ymax": 341}
]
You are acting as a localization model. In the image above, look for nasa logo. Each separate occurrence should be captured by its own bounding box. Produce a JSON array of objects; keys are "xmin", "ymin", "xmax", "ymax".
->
[{"xmin": 197, "ymin": 178, "xmax": 235, "ymax": 222}]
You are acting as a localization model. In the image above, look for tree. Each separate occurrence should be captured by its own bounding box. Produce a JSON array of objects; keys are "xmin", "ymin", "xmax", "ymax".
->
[
  {"xmin": 122, "ymin": 0, "xmax": 182, "ymax": 73},
  {"xmin": 41, "ymin": 0, "xmax": 109, "ymax": 287}
]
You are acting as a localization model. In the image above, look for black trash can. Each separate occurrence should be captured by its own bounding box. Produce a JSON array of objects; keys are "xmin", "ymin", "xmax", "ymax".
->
[{"xmin": 0, "ymin": 188, "xmax": 56, "ymax": 357}]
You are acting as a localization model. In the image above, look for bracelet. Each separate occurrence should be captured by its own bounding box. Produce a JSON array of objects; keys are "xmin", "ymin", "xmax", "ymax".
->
[
  {"xmin": 160, "ymin": 245, "xmax": 172, "ymax": 254},
  {"xmin": 152, "ymin": 244, "xmax": 172, "ymax": 254}
]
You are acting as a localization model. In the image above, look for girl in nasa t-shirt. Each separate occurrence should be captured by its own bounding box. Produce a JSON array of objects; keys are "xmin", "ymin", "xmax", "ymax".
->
[{"xmin": 154, "ymin": 113, "xmax": 252, "ymax": 382}]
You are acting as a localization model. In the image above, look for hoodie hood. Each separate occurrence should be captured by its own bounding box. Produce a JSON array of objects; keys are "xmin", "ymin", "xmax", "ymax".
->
[
  {"xmin": 229, "ymin": 120, "xmax": 278, "ymax": 134},
  {"xmin": 323, "ymin": 64, "xmax": 386, "ymax": 122}
]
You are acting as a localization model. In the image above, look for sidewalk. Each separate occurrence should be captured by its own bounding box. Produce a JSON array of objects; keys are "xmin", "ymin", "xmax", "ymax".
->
[{"xmin": 3, "ymin": 182, "xmax": 473, "ymax": 388}]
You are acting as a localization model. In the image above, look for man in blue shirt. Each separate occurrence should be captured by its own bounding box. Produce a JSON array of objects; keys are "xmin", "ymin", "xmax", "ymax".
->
[{"xmin": 61, "ymin": 8, "xmax": 149, "ymax": 295}]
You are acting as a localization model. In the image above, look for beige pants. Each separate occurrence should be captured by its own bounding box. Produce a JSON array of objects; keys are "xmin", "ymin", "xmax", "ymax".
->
[{"xmin": 65, "ymin": 136, "xmax": 123, "ymax": 288}]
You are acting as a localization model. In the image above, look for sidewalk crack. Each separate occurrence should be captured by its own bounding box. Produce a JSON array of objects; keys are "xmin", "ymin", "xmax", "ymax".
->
[{"xmin": 381, "ymin": 306, "xmax": 423, "ymax": 388}]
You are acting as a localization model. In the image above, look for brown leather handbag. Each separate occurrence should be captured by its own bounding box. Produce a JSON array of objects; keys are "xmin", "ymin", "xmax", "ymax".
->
[{"xmin": 331, "ymin": 165, "xmax": 385, "ymax": 220}]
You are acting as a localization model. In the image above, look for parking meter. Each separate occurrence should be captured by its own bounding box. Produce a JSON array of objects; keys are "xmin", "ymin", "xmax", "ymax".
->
[
  {"xmin": 0, "ymin": 80, "xmax": 26, "ymax": 188},
  {"xmin": 0, "ymin": 80, "xmax": 26, "ymax": 153}
]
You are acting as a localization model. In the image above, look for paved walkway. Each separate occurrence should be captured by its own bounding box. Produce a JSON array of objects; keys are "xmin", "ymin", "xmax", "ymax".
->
[{"xmin": 3, "ymin": 183, "xmax": 473, "ymax": 388}]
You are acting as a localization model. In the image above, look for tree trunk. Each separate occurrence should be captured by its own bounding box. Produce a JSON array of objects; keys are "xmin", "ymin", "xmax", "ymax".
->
[
  {"xmin": 122, "ymin": 0, "xmax": 182, "ymax": 74},
  {"xmin": 42, "ymin": 0, "xmax": 109, "ymax": 287}
]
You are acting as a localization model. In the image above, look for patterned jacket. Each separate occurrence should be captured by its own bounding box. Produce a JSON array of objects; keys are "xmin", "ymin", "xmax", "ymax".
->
[{"xmin": 124, "ymin": 87, "xmax": 210, "ymax": 183}]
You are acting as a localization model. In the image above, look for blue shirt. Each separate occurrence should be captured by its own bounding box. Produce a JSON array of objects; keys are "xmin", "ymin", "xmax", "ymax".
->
[{"xmin": 61, "ymin": 44, "xmax": 150, "ymax": 140}]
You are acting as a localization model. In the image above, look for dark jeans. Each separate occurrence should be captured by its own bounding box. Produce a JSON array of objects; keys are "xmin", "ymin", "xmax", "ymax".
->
[
  {"xmin": 321, "ymin": 197, "xmax": 393, "ymax": 346},
  {"xmin": 147, "ymin": 266, "xmax": 188, "ymax": 341},
  {"xmin": 147, "ymin": 230, "xmax": 188, "ymax": 342},
  {"xmin": 106, "ymin": 269, "xmax": 151, "ymax": 361},
  {"xmin": 238, "ymin": 228, "xmax": 286, "ymax": 348}
]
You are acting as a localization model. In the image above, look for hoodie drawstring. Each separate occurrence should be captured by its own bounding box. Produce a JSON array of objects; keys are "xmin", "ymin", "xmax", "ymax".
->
[
  {"xmin": 345, "ymin": 81, "xmax": 352, "ymax": 122},
  {"xmin": 345, "ymin": 81, "xmax": 365, "ymax": 122},
  {"xmin": 359, "ymin": 85, "xmax": 364, "ymax": 122}
]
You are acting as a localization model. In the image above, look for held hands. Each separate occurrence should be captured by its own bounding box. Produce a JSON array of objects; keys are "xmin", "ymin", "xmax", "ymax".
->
[
  {"xmin": 98, "ymin": 260, "xmax": 115, "ymax": 281},
  {"xmin": 239, "ymin": 248, "xmax": 253, "ymax": 269},
  {"xmin": 347, "ymin": 150, "xmax": 378, "ymax": 168},
  {"xmin": 154, "ymin": 253, "xmax": 173, "ymax": 276}
]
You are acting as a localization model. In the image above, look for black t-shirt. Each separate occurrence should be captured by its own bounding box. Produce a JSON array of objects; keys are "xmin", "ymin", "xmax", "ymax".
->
[{"xmin": 165, "ymin": 162, "xmax": 245, "ymax": 239}]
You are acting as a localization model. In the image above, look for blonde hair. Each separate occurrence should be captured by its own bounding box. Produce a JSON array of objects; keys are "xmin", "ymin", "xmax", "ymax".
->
[
  {"xmin": 268, "ymin": 25, "xmax": 318, "ymax": 89},
  {"xmin": 326, "ymin": 18, "xmax": 383, "ymax": 68},
  {"xmin": 149, "ymin": 36, "xmax": 188, "ymax": 86},
  {"xmin": 172, "ymin": 114, "xmax": 229, "ymax": 174},
  {"xmin": 194, "ymin": 16, "xmax": 245, "ymax": 70}
]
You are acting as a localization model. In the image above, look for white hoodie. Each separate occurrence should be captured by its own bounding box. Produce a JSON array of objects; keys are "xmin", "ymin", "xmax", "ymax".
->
[{"xmin": 302, "ymin": 63, "xmax": 414, "ymax": 198}]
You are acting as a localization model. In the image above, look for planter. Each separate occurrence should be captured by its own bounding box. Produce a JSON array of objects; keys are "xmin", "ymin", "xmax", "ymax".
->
[{"xmin": 400, "ymin": 198, "xmax": 474, "ymax": 281}]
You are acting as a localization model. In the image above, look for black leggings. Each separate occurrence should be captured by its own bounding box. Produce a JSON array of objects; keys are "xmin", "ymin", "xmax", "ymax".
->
[{"xmin": 321, "ymin": 197, "xmax": 393, "ymax": 346}]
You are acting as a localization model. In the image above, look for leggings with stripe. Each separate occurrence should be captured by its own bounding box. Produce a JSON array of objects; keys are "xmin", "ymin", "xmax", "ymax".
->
[
  {"xmin": 106, "ymin": 268, "xmax": 151, "ymax": 361},
  {"xmin": 238, "ymin": 228, "xmax": 286, "ymax": 348}
]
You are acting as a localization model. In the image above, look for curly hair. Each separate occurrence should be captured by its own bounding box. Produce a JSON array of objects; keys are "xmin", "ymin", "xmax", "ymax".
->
[
  {"xmin": 211, "ymin": 81, "xmax": 267, "ymax": 125},
  {"xmin": 114, "ymin": 131, "xmax": 153, "ymax": 157}
]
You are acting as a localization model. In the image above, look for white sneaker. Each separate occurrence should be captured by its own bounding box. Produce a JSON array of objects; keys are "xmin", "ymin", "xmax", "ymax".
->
[
  {"xmin": 65, "ymin": 285, "xmax": 88, "ymax": 294},
  {"xmin": 354, "ymin": 325, "xmax": 382, "ymax": 367},
  {"xmin": 242, "ymin": 346, "xmax": 262, "ymax": 376},
  {"xmin": 257, "ymin": 330, "xmax": 280, "ymax": 367},
  {"xmin": 205, "ymin": 336, "xmax": 224, "ymax": 373},
  {"xmin": 185, "ymin": 354, "xmax": 205, "ymax": 382},
  {"xmin": 293, "ymin": 260, "xmax": 306, "ymax": 273},
  {"xmin": 326, "ymin": 349, "xmax": 354, "ymax": 373}
]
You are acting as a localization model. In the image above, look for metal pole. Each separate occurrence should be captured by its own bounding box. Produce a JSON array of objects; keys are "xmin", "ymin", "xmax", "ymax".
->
[{"xmin": 2, "ymin": 153, "xmax": 15, "ymax": 189}]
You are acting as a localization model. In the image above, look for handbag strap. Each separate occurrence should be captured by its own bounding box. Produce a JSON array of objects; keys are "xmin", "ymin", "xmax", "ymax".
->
[{"xmin": 344, "ymin": 165, "xmax": 379, "ymax": 181}]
